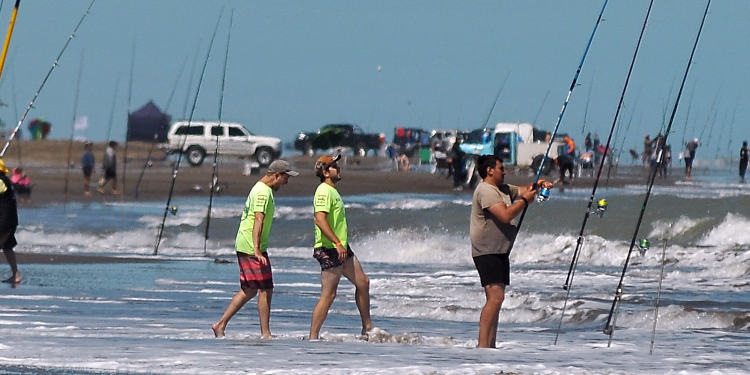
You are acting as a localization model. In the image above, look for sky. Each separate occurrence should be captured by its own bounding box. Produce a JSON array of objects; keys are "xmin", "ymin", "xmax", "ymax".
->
[{"xmin": 0, "ymin": 0, "xmax": 747, "ymax": 158}]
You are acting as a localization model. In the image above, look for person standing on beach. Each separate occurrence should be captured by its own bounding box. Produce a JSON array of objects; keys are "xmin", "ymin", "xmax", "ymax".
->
[
  {"xmin": 81, "ymin": 141, "xmax": 95, "ymax": 196},
  {"xmin": 470, "ymin": 155, "xmax": 553, "ymax": 348},
  {"xmin": 97, "ymin": 141, "xmax": 119, "ymax": 195},
  {"xmin": 212, "ymin": 160, "xmax": 299, "ymax": 338},
  {"xmin": 740, "ymin": 141, "xmax": 748, "ymax": 184},
  {"xmin": 0, "ymin": 159, "xmax": 21, "ymax": 284},
  {"xmin": 684, "ymin": 138, "xmax": 699, "ymax": 181},
  {"xmin": 309, "ymin": 154, "xmax": 374, "ymax": 340}
]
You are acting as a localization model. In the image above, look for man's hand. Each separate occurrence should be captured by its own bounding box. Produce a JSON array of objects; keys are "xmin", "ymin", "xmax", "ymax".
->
[
  {"xmin": 536, "ymin": 179, "xmax": 555, "ymax": 189},
  {"xmin": 257, "ymin": 252, "xmax": 269, "ymax": 266},
  {"xmin": 336, "ymin": 243, "xmax": 348, "ymax": 262}
]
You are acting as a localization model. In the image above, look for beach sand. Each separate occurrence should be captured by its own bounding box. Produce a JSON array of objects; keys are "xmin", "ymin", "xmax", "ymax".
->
[{"xmin": 2, "ymin": 139, "xmax": 670, "ymax": 207}]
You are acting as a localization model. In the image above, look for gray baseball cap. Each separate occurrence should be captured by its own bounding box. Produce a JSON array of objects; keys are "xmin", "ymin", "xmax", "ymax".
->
[{"xmin": 267, "ymin": 160, "xmax": 299, "ymax": 176}]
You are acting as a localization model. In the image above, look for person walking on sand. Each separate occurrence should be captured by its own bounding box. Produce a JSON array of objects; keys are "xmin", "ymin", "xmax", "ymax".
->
[
  {"xmin": 470, "ymin": 155, "xmax": 553, "ymax": 348},
  {"xmin": 309, "ymin": 154, "xmax": 374, "ymax": 340},
  {"xmin": 740, "ymin": 141, "xmax": 748, "ymax": 184},
  {"xmin": 81, "ymin": 141, "xmax": 95, "ymax": 196},
  {"xmin": 97, "ymin": 141, "xmax": 119, "ymax": 194},
  {"xmin": 0, "ymin": 159, "xmax": 21, "ymax": 284},
  {"xmin": 212, "ymin": 160, "xmax": 299, "ymax": 338}
]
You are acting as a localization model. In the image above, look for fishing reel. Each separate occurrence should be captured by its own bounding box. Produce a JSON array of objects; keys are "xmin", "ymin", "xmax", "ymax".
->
[
  {"xmin": 637, "ymin": 238, "xmax": 650, "ymax": 256},
  {"xmin": 170, "ymin": 205, "xmax": 179, "ymax": 215},
  {"xmin": 536, "ymin": 186, "xmax": 551, "ymax": 203},
  {"xmin": 590, "ymin": 198, "xmax": 608, "ymax": 218}
]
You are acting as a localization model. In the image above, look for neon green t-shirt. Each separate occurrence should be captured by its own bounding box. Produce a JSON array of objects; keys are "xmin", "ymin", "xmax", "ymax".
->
[
  {"xmin": 313, "ymin": 182, "xmax": 348, "ymax": 248},
  {"xmin": 236, "ymin": 181, "xmax": 274, "ymax": 255}
]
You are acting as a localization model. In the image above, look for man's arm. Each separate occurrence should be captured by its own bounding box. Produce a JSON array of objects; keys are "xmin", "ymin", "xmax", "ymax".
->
[
  {"xmin": 252, "ymin": 211, "xmax": 268, "ymax": 266},
  {"xmin": 314, "ymin": 211, "xmax": 347, "ymax": 261}
]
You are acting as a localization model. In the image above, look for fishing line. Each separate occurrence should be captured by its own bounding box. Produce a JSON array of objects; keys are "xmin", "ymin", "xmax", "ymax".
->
[
  {"xmin": 154, "ymin": 10, "xmax": 224, "ymax": 256},
  {"xmin": 480, "ymin": 72, "xmax": 511, "ymax": 131},
  {"xmin": 64, "ymin": 52, "xmax": 84, "ymax": 208},
  {"xmin": 603, "ymin": 0, "xmax": 711, "ymax": 345},
  {"xmin": 531, "ymin": 90, "xmax": 550, "ymax": 127},
  {"xmin": 580, "ymin": 71, "xmax": 594, "ymax": 135},
  {"xmin": 134, "ymin": 55, "xmax": 188, "ymax": 199},
  {"xmin": 0, "ymin": 0, "xmax": 96, "ymax": 157},
  {"xmin": 553, "ymin": 0, "xmax": 654, "ymax": 345},
  {"xmin": 514, "ymin": 0, "xmax": 608, "ymax": 232},
  {"xmin": 204, "ymin": 10, "xmax": 233, "ymax": 257},
  {"xmin": 649, "ymin": 232, "xmax": 669, "ymax": 355}
]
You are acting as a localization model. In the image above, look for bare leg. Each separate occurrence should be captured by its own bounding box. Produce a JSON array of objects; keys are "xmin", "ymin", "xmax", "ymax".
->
[
  {"xmin": 2, "ymin": 248, "xmax": 21, "ymax": 283},
  {"xmin": 111, "ymin": 177, "xmax": 120, "ymax": 194},
  {"xmin": 256, "ymin": 288, "xmax": 273, "ymax": 339},
  {"xmin": 477, "ymin": 283, "xmax": 505, "ymax": 348},
  {"xmin": 341, "ymin": 256, "xmax": 373, "ymax": 334},
  {"xmin": 309, "ymin": 267, "xmax": 343, "ymax": 340},
  {"xmin": 212, "ymin": 288, "xmax": 257, "ymax": 337}
]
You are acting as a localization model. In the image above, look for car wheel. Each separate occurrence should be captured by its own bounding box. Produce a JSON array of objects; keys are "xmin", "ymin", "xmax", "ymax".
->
[
  {"xmin": 256, "ymin": 147, "xmax": 274, "ymax": 167},
  {"xmin": 186, "ymin": 146, "xmax": 206, "ymax": 166}
]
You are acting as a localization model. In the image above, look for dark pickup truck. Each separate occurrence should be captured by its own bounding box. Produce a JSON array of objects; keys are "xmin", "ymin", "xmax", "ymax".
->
[{"xmin": 294, "ymin": 124, "xmax": 384, "ymax": 156}]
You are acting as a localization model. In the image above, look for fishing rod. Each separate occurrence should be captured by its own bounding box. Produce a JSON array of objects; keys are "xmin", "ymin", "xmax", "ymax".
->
[
  {"xmin": 0, "ymin": 0, "xmax": 96, "ymax": 157},
  {"xmin": 64, "ymin": 52, "xmax": 84, "ymax": 207},
  {"xmin": 480, "ymin": 71, "xmax": 511, "ymax": 130},
  {"xmin": 181, "ymin": 48, "xmax": 200, "ymax": 120},
  {"xmin": 122, "ymin": 40, "xmax": 135, "ymax": 194},
  {"xmin": 133, "ymin": 56, "xmax": 188, "ymax": 199},
  {"xmin": 154, "ymin": 11, "xmax": 224, "ymax": 256},
  {"xmin": 580, "ymin": 72, "xmax": 594, "ymax": 134},
  {"xmin": 679, "ymin": 84, "xmax": 696, "ymax": 160},
  {"xmin": 204, "ymin": 10, "xmax": 233, "ymax": 257},
  {"xmin": 0, "ymin": 0, "xmax": 19, "ymax": 82},
  {"xmin": 553, "ymin": 0, "xmax": 654, "ymax": 346},
  {"xmin": 724, "ymin": 98, "xmax": 739, "ymax": 163},
  {"xmin": 531, "ymin": 90, "xmax": 550, "ymax": 126},
  {"xmin": 515, "ymin": 0, "xmax": 608, "ymax": 231},
  {"xmin": 603, "ymin": 0, "xmax": 711, "ymax": 345}
]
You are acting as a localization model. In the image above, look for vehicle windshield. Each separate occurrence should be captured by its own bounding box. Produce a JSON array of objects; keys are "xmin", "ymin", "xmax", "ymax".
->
[{"xmin": 465, "ymin": 129, "xmax": 491, "ymax": 143}]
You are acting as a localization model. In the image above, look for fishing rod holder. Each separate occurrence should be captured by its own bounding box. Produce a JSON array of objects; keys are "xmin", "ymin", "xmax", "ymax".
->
[{"xmin": 638, "ymin": 238, "xmax": 650, "ymax": 256}]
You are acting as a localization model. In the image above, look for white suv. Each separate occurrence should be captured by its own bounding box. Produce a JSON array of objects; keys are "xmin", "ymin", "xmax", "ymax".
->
[{"xmin": 165, "ymin": 121, "xmax": 282, "ymax": 166}]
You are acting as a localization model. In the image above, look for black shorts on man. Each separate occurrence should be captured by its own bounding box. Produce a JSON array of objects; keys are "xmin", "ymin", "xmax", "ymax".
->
[
  {"xmin": 313, "ymin": 245, "xmax": 355, "ymax": 271},
  {"xmin": 473, "ymin": 253, "xmax": 510, "ymax": 287}
]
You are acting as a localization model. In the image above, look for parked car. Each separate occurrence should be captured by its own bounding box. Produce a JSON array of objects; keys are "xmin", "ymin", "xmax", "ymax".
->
[
  {"xmin": 163, "ymin": 121, "xmax": 282, "ymax": 166},
  {"xmin": 294, "ymin": 124, "xmax": 384, "ymax": 156},
  {"xmin": 391, "ymin": 127, "xmax": 429, "ymax": 157}
]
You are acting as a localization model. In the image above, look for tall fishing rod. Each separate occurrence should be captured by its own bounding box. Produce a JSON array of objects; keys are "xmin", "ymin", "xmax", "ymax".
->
[
  {"xmin": 679, "ymin": 84, "xmax": 696, "ymax": 158},
  {"xmin": 480, "ymin": 71, "xmax": 511, "ymax": 130},
  {"xmin": 0, "ymin": 0, "xmax": 95, "ymax": 157},
  {"xmin": 515, "ymin": 0, "xmax": 608, "ymax": 232},
  {"xmin": 531, "ymin": 90, "xmax": 550, "ymax": 126},
  {"xmin": 63, "ymin": 52, "xmax": 84, "ymax": 207},
  {"xmin": 154, "ymin": 11, "xmax": 223, "ymax": 256},
  {"xmin": 580, "ymin": 72, "xmax": 594, "ymax": 134},
  {"xmin": 204, "ymin": 10, "xmax": 233, "ymax": 257},
  {"xmin": 603, "ymin": 0, "xmax": 711, "ymax": 345},
  {"xmin": 553, "ymin": 0, "xmax": 654, "ymax": 345},
  {"xmin": 133, "ymin": 56, "xmax": 188, "ymax": 199},
  {"xmin": 724, "ymin": 99, "xmax": 739, "ymax": 162},
  {"xmin": 0, "ymin": 0, "xmax": 19, "ymax": 82},
  {"xmin": 122, "ymin": 40, "xmax": 135, "ymax": 194}
]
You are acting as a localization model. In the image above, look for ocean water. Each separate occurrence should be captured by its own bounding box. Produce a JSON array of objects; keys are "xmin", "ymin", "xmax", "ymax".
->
[{"xmin": 1, "ymin": 165, "xmax": 749, "ymax": 374}]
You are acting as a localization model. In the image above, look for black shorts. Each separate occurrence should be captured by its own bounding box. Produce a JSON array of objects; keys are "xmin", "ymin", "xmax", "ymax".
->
[
  {"xmin": 104, "ymin": 168, "xmax": 116, "ymax": 179},
  {"xmin": 0, "ymin": 228, "xmax": 18, "ymax": 250},
  {"xmin": 684, "ymin": 157, "xmax": 693, "ymax": 168},
  {"xmin": 473, "ymin": 253, "xmax": 510, "ymax": 287},
  {"xmin": 313, "ymin": 245, "xmax": 355, "ymax": 271},
  {"xmin": 82, "ymin": 166, "xmax": 93, "ymax": 178}
]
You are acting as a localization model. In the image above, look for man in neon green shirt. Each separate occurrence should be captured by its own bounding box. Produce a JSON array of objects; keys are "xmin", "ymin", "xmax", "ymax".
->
[
  {"xmin": 212, "ymin": 160, "xmax": 298, "ymax": 339},
  {"xmin": 309, "ymin": 155, "xmax": 374, "ymax": 340}
]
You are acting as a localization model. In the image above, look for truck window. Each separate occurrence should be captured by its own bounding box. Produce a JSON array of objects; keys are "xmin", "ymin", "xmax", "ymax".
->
[
  {"xmin": 175, "ymin": 125, "xmax": 204, "ymax": 136},
  {"xmin": 228, "ymin": 127, "xmax": 246, "ymax": 137},
  {"xmin": 211, "ymin": 126, "xmax": 224, "ymax": 136}
]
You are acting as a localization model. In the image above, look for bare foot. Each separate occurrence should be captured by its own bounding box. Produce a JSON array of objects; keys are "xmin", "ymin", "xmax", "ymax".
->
[
  {"xmin": 260, "ymin": 333, "xmax": 272, "ymax": 339},
  {"xmin": 212, "ymin": 322, "xmax": 225, "ymax": 338}
]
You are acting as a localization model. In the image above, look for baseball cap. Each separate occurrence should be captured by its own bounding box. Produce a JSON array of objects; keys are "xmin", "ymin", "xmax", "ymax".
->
[
  {"xmin": 314, "ymin": 154, "xmax": 341, "ymax": 172},
  {"xmin": 0, "ymin": 158, "xmax": 8, "ymax": 174},
  {"xmin": 267, "ymin": 160, "xmax": 299, "ymax": 176}
]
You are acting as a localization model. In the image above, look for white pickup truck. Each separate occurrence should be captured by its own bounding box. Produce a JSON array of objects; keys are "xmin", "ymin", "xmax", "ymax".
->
[{"xmin": 164, "ymin": 121, "xmax": 282, "ymax": 166}]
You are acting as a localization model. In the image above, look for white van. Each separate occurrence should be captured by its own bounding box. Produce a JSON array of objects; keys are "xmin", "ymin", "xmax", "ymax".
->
[{"xmin": 165, "ymin": 121, "xmax": 282, "ymax": 166}]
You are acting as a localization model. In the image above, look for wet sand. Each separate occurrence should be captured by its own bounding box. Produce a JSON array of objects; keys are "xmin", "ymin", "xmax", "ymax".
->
[{"xmin": 3, "ymin": 139, "xmax": 670, "ymax": 207}]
